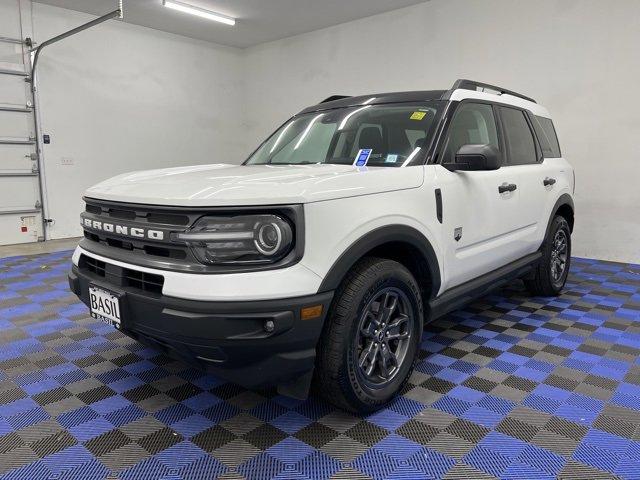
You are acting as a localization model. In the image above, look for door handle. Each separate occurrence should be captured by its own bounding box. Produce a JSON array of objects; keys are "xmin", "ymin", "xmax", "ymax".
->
[
  {"xmin": 543, "ymin": 177, "xmax": 556, "ymax": 186},
  {"xmin": 498, "ymin": 183, "xmax": 517, "ymax": 193}
]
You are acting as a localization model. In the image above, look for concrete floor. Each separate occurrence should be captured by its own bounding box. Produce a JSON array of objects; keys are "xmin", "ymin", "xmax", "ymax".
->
[{"xmin": 0, "ymin": 237, "xmax": 80, "ymax": 259}]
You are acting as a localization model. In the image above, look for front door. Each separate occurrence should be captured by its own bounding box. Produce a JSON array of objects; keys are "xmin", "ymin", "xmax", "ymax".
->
[{"xmin": 434, "ymin": 101, "xmax": 524, "ymax": 291}]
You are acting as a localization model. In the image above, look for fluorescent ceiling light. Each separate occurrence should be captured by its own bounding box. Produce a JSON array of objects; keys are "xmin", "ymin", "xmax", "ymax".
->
[{"xmin": 163, "ymin": 0, "xmax": 236, "ymax": 25}]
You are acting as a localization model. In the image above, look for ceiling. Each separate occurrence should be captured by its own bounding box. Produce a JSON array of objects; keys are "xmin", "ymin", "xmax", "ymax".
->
[{"xmin": 35, "ymin": 0, "xmax": 428, "ymax": 48}]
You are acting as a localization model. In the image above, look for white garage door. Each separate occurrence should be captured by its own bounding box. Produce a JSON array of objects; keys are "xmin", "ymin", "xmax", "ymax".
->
[{"xmin": 0, "ymin": 0, "xmax": 43, "ymax": 245}]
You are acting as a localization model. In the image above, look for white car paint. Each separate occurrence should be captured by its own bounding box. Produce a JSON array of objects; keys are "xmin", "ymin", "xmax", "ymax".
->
[
  {"xmin": 74, "ymin": 87, "xmax": 574, "ymax": 302},
  {"xmin": 84, "ymin": 163, "xmax": 424, "ymax": 206}
]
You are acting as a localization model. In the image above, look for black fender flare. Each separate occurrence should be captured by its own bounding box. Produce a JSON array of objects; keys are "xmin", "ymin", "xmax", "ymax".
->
[
  {"xmin": 544, "ymin": 193, "xmax": 575, "ymax": 240},
  {"xmin": 317, "ymin": 225, "xmax": 441, "ymax": 298}
]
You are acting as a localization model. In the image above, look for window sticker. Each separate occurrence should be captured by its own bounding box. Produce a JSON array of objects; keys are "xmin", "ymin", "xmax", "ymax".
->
[
  {"xmin": 385, "ymin": 154, "xmax": 399, "ymax": 164},
  {"xmin": 410, "ymin": 111, "xmax": 427, "ymax": 121},
  {"xmin": 354, "ymin": 148, "xmax": 372, "ymax": 166}
]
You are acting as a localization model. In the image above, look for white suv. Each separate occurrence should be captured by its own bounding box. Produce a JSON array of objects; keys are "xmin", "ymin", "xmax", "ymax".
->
[{"xmin": 69, "ymin": 79, "xmax": 575, "ymax": 412}]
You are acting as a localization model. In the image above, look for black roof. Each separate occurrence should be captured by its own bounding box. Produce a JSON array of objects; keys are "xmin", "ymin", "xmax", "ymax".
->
[
  {"xmin": 298, "ymin": 90, "xmax": 447, "ymax": 114},
  {"xmin": 298, "ymin": 79, "xmax": 537, "ymax": 115}
]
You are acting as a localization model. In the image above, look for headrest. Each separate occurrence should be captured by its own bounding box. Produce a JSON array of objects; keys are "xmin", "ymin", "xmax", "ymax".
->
[{"xmin": 358, "ymin": 127, "xmax": 384, "ymax": 152}]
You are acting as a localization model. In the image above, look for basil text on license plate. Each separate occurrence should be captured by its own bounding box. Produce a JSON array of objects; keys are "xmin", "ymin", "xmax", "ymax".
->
[{"xmin": 89, "ymin": 285, "xmax": 121, "ymax": 327}]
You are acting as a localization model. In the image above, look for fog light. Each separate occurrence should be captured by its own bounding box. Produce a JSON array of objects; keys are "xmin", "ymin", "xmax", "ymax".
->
[
  {"xmin": 264, "ymin": 320, "xmax": 275, "ymax": 332},
  {"xmin": 301, "ymin": 304, "xmax": 323, "ymax": 320}
]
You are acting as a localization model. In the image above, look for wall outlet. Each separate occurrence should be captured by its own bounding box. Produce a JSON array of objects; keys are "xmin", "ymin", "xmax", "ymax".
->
[{"xmin": 60, "ymin": 157, "xmax": 74, "ymax": 165}]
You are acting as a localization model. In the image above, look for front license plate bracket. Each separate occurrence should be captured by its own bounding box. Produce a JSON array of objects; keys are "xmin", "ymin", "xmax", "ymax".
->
[{"xmin": 89, "ymin": 283, "xmax": 123, "ymax": 328}]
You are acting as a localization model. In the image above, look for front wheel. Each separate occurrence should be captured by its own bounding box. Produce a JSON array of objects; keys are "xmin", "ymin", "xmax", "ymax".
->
[
  {"xmin": 525, "ymin": 215, "xmax": 571, "ymax": 296},
  {"xmin": 315, "ymin": 257, "xmax": 423, "ymax": 412}
]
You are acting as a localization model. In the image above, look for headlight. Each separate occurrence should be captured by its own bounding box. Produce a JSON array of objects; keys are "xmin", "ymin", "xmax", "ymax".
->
[{"xmin": 173, "ymin": 214, "xmax": 294, "ymax": 265}]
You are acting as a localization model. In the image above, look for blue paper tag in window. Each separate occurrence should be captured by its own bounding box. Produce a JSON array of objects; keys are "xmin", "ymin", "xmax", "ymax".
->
[
  {"xmin": 385, "ymin": 154, "xmax": 398, "ymax": 163},
  {"xmin": 354, "ymin": 149, "xmax": 372, "ymax": 166}
]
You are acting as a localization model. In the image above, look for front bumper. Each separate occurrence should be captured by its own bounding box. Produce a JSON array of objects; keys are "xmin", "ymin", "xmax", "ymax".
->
[{"xmin": 69, "ymin": 264, "xmax": 333, "ymax": 388}]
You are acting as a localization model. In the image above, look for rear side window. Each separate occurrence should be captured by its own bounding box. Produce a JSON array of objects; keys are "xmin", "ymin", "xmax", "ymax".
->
[
  {"xmin": 532, "ymin": 115, "xmax": 561, "ymax": 158},
  {"xmin": 499, "ymin": 107, "xmax": 538, "ymax": 165}
]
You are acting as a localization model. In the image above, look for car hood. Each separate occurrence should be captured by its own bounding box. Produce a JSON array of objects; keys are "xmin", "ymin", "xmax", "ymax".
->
[{"xmin": 84, "ymin": 163, "xmax": 424, "ymax": 206}]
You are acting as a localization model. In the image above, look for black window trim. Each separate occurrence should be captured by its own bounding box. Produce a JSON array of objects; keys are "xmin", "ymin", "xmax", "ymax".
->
[
  {"xmin": 495, "ymin": 104, "xmax": 543, "ymax": 166},
  {"xmin": 429, "ymin": 99, "xmax": 506, "ymax": 167}
]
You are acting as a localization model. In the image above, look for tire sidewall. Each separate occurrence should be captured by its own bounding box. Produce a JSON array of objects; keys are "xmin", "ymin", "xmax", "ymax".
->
[{"xmin": 340, "ymin": 263, "xmax": 422, "ymax": 409}]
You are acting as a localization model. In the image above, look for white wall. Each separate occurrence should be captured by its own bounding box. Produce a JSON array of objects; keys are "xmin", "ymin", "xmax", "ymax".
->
[
  {"xmin": 33, "ymin": 3, "xmax": 245, "ymax": 239},
  {"xmin": 33, "ymin": 0, "xmax": 640, "ymax": 263},
  {"xmin": 242, "ymin": 0, "xmax": 640, "ymax": 263}
]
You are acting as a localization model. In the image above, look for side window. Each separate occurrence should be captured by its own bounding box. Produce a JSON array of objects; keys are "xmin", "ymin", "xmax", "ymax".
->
[
  {"xmin": 441, "ymin": 103, "xmax": 499, "ymax": 164},
  {"xmin": 500, "ymin": 107, "xmax": 538, "ymax": 165},
  {"xmin": 532, "ymin": 115, "xmax": 561, "ymax": 158}
]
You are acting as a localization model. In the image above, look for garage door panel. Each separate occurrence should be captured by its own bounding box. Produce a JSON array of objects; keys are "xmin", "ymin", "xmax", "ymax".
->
[
  {"xmin": 0, "ymin": 143, "xmax": 34, "ymax": 170},
  {"xmin": 0, "ymin": 110, "xmax": 32, "ymax": 137},
  {"xmin": 0, "ymin": 2, "xmax": 22, "ymax": 39},
  {"xmin": 0, "ymin": 43, "xmax": 24, "ymax": 69},
  {"xmin": 0, "ymin": 212, "xmax": 41, "ymax": 244},
  {"xmin": 0, "ymin": 176, "xmax": 39, "ymax": 209},
  {"xmin": 0, "ymin": 74, "xmax": 28, "ymax": 105}
]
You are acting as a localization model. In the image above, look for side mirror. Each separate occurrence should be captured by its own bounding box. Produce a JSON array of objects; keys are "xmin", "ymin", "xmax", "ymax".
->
[{"xmin": 444, "ymin": 144, "xmax": 501, "ymax": 171}]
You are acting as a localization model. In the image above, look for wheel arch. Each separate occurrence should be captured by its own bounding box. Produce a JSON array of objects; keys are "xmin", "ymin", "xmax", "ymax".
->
[
  {"xmin": 548, "ymin": 193, "xmax": 575, "ymax": 236},
  {"xmin": 317, "ymin": 225, "xmax": 441, "ymax": 302}
]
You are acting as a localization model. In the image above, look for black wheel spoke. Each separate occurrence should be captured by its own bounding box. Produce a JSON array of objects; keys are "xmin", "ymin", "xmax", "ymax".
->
[
  {"xmin": 385, "ymin": 313, "xmax": 409, "ymax": 340},
  {"xmin": 378, "ymin": 292, "xmax": 398, "ymax": 325},
  {"xmin": 359, "ymin": 341, "xmax": 377, "ymax": 371},
  {"xmin": 378, "ymin": 345, "xmax": 397, "ymax": 379},
  {"xmin": 360, "ymin": 322, "xmax": 377, "ymax": 339},
  {"xmin": 365, "ymin": 344, "xmax": 379, "ymax": 376}
]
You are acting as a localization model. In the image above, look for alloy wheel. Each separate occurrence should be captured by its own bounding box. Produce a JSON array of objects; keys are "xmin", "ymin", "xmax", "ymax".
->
[
  {"xmin": 355, "ymin": 288, "xmax": 413, "ymax": 385},
  {"xmin": 550, "ymin": 229, "xmax": 568, "ymax": 282}
]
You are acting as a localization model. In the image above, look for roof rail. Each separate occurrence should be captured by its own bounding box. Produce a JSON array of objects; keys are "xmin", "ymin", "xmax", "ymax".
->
[
  {"xmin": 449, "ymin": 79, "xmax": 536, "ymax": 104},
  {"xmin": 320, "ymin": 95, "xmax": 351, "ymax": 103}
]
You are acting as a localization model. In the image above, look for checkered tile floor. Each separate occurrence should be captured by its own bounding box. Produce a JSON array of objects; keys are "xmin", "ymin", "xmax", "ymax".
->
[{"xmin": 1, "ymin": 251, "xmax": 640, "ymax": 479}]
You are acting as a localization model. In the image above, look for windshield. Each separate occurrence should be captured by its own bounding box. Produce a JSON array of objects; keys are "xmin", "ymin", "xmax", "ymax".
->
[{"xmin": 245, "ymin": 102, "xmax": 443, "ymax": 167}]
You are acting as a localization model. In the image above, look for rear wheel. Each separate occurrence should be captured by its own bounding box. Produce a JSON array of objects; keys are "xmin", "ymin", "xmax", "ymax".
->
[
  {"xmin": 315, "ymin": 257, "xmax": 423, "ymax": 412},
  {"xmin": 525, "ymin": 215, "xmax": 571, "ymax": 296}
]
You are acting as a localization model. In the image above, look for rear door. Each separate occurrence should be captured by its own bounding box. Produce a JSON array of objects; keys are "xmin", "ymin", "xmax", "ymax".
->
[
  {"xmin": 435, "ymin": 101, "xmax": 524, "ymax": 290},
  {"xmin": 496, "ymin": 106, "xmax": 556, "ymax": 256}
]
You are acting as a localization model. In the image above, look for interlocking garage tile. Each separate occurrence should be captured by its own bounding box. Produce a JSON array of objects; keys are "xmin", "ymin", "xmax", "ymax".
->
[
  {"xmin": 294, "ymin": 421, "xmax": 340, "ymax": 448},
  {"xmin": 212, "ymin": 438, "xmax": 261, "ymax": 467},
  {"xmin": 1, "ymin": 252, "xmax": 640, "ymax": 479},
  {"xmin": 219, "ymin": 412, "xmax": 263, "ymax": 436}
]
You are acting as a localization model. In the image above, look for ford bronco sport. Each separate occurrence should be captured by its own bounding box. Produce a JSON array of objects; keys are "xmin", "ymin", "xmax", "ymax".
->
[{"xmin": 69, "ymin": 79, "xmax": 575, "ymax": 412}]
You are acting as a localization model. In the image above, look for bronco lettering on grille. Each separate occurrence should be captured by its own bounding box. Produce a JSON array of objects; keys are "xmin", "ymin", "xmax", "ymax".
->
[{"xmin": 82, "ymin": 217, "xmax": 165, "ymax": 241}]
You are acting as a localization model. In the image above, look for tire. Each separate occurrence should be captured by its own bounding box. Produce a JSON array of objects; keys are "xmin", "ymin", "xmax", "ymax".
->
[
  {"xmin": 525, "ymin": 215, "xmax": 571, "ymax": 296},
  {"xmin": 315, "ymin": 257, "xmax": 423, "ymax": 412}
]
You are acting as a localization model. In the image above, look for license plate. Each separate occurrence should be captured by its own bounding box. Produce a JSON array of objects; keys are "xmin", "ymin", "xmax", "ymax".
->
[{"xmin": 89, "ymin": 284, "xmax": 122, "ymax": 328}]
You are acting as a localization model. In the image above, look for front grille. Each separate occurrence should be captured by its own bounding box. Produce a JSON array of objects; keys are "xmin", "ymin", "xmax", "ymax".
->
[
  {"xmin": 82, "ymin": 198, "xmax": 196, "ymax": 263},
  {"xmin": 80, "ymin": 254, "xmax": 164, "ymax": 294}
]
